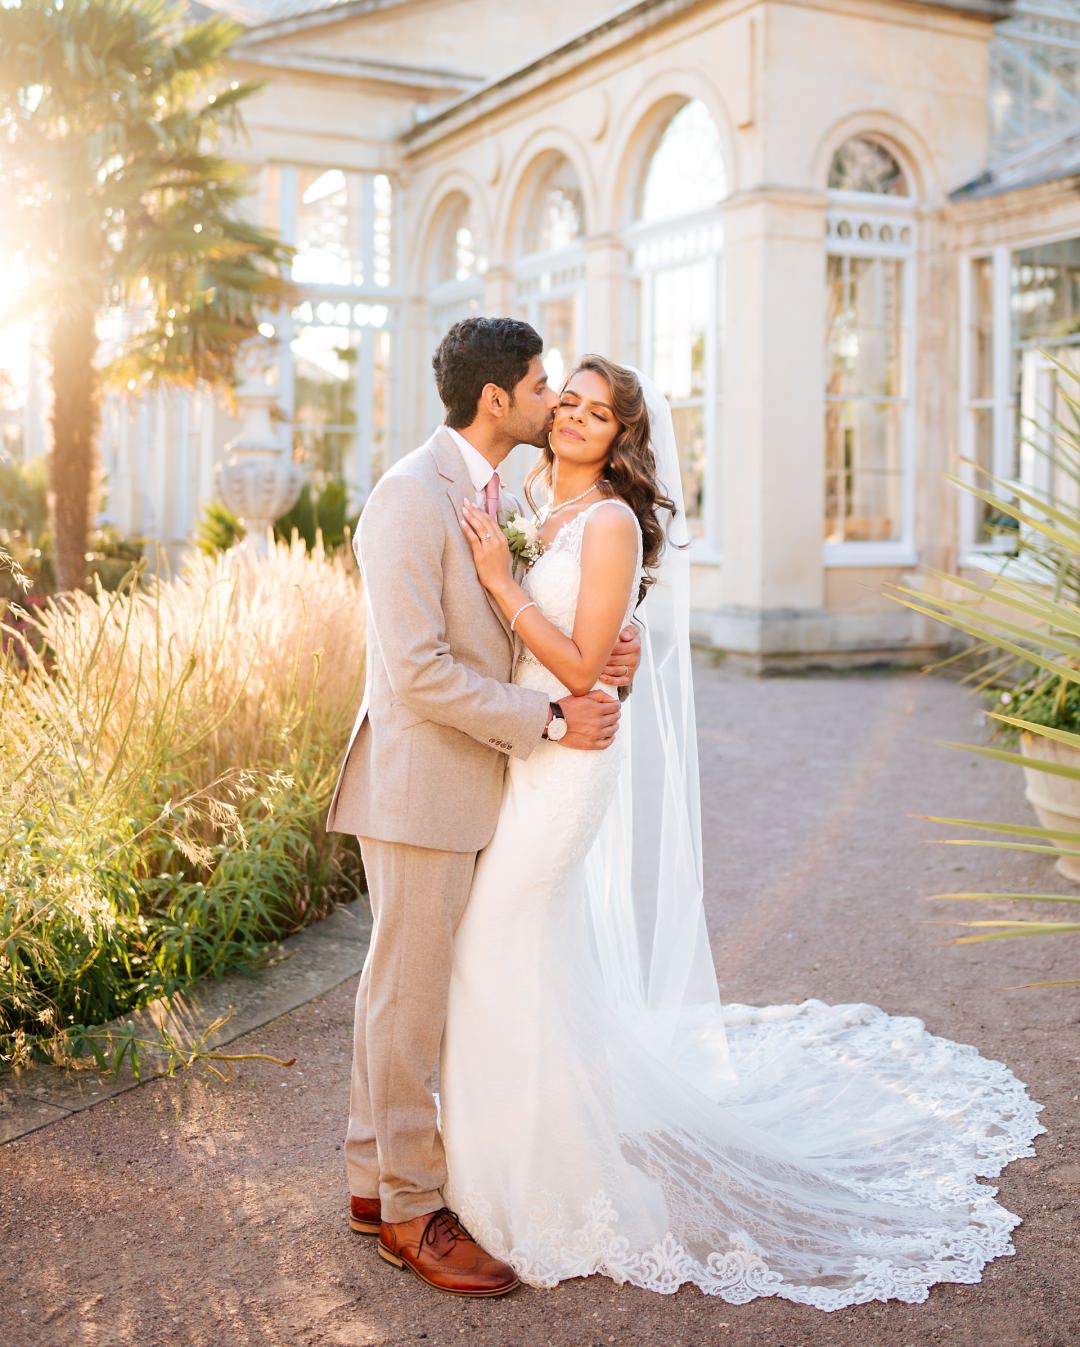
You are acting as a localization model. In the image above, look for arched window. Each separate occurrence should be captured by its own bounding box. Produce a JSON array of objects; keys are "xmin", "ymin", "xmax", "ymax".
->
[
  {"xmin": 824, "ymin": 136, "xmax": 916, "ymax": 559},
  {"xmin": 639, "ymin": 99, "xmax": 727, "ymax": 222},
  {"xmin": 430, "ymin": 192, "xmax": 486, "ymax": 287},
  {"xmin": 520, "ymin": 155, "xmax": 585, "ymax": 256},
  {"xmin": 426, "ymin": 191, "xmax": 486, "ymax": 427},
  {"xmin": 627, "ymin": 99, "xmax": 726, "ymax": 548},
  {"xmin": 514, "ymin": 154, "xmax": 586, "ymax": 393}
]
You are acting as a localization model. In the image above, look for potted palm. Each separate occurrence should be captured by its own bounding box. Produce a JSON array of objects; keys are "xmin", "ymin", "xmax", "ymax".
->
[
  {"xmin": 885, "ymin": 352, "xmax": 1080, "ymax": 985},
  {"xmin": 996, "ymin": 672, "xmax": 1080, "ymax": 880}
]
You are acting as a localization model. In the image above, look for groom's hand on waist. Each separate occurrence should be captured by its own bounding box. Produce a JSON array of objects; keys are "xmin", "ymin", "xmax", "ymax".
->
[
  {"xmin": 555, "ymin": 691, "xmax": 620, "ymax": 751},
  {"xmin": 599, "ymin": 624, "xmax": 641, "ymax": 700}
]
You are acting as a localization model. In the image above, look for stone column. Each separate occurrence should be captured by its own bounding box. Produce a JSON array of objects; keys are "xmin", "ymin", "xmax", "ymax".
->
[
  {"xmin": 401, "ymin": 293, "xmax": 433, "ymax": 453},
  {"xmin": 483, "ymin": 266, "xmax": 515, "ymax": 316},
  {"xmin": 713, "ymin": 186, "xmax": 829, "ymax": 662},
  {"xmin": 583, "ymin": 235, "xmax": 626, "ymax": 357}
]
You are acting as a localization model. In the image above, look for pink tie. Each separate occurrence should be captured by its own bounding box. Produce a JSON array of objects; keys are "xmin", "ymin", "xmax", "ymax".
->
[{"xmin": 484, "ymin": 471, "xmax": 501, "ymax": 520}]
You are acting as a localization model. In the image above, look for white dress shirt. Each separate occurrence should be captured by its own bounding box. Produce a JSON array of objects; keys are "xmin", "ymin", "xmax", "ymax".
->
[{"xmin": 445, "ymin": 426, "xmax": 501, "ymax": 508}]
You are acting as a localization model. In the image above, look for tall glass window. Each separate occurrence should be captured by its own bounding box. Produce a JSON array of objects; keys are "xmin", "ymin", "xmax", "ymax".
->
[
  {"xmin": 824, "ymin": 136, "xmax": 915, "ymax": 558},
  {"xmin": 627, "ymin": 100, "xmax": 726, "ymax": 548},
  {"xmin": 520, "ymin": 156, "xmax": 585, "ymax": 256},
  {"xmin": 961, "ymin": 239, "xmax": 1080, "ymax": 557},
  {"xmin": 261, "ymin": 165, "xmax": 398, "ymax": 501},
  {"xmin": 515, "ymin": 154, "xmax": 586, "ymax": 392},
  {"xmin": 1012, "ymin": 239, "xmax": 1080, "ymax": 525}
]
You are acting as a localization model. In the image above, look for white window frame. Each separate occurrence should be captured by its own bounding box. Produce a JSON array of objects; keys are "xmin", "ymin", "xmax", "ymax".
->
[
  {"xmin": 624, "ymin": 205, "xmax": 725, "ymax": 562},
  {"xmin": 273, "ymin": 163, "xmax": 402, "ymax": 506},
  {"xmin": 959, "ymin": 226, "xmax": 1080, "ymax": 571},
  {"xmin": 958, "ymin": 244, "xmax": 1016, "ymax": 563},
  {"xmin": 823, "ymin": 193, "xmax": 918, "ymax": 568},
  {"xmin": 513, "ymin": 245, "xmax": 587, "ymax": 378}
]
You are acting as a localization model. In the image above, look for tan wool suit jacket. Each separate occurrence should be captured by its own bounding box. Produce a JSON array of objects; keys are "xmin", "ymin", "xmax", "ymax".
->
[{"xmin": 325, "ymin": 427, "xmax": 551, "ymax": 853}]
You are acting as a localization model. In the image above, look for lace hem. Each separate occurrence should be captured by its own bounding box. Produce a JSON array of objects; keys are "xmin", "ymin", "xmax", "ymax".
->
[
  {"xmin": 447, "ymin": 999, "xmax": 1045, "ymax": 1310},
  {"xmin": 454, "ymin": 1187, "xmax": 1025, "ymax": 1309}
]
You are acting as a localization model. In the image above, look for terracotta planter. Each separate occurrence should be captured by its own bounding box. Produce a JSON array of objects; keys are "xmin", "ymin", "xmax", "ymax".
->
[{"xmin": 1019, "ymin": 731, "xmax": 1080, "ymax": 882}]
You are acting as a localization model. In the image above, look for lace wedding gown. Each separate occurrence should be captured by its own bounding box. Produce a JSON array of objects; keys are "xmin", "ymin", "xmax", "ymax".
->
[{"xmin": 440, "ymin": 499, "xmax": 1045, "ymax": 1309}]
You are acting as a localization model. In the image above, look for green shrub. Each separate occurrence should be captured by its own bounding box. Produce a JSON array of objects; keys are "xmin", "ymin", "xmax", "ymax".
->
[{"xmin": 196, "ymin": 498, "xmax": 245, "ymax": 555}]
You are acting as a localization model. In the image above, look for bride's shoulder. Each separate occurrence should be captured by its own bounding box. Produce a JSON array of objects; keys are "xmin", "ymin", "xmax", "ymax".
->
[
  {"xmin": 578, "ymin": 499, "xmax": 641, "ymax": 565},
  {"xmin": 584, "ymin": 497, "xmax": 641, "ymax": 538}
]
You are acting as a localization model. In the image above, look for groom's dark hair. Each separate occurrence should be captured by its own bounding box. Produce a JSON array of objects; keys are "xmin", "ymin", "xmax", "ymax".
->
[{"xmin": 432, "ymin": 317, "xmax": 543, "ymax": 429}]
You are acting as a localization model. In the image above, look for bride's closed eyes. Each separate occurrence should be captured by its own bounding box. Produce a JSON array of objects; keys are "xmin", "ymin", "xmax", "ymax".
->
[{"xmin": 560, "ymin": 395, "xmax": 610, "ymax": 423}]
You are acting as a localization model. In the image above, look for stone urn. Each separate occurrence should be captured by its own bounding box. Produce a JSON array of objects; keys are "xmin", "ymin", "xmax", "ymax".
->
[
  {"xmin": 1019, "ymin": 731, "xmax": 1080, "ymax": 881},
  {"xmin": 215, "ymin": 347, "xmax": 303, "ymax": 553}
]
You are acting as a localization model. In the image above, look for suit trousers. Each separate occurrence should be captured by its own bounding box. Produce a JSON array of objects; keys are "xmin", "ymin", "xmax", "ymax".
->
[{"xmin": 345, "ymin": 836, "xmax": 478, "ymax": 1223}]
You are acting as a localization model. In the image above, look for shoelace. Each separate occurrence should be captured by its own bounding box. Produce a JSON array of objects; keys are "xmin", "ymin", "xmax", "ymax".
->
[{"xmin": 419, "ymin": 1207, "xmax": 476, "ymax": 1259}]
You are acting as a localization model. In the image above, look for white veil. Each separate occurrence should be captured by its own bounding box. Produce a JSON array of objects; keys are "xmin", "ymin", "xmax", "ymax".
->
[{"xmin": 584, "ymin": 368, "xmax": 732, "ymax": 1087}]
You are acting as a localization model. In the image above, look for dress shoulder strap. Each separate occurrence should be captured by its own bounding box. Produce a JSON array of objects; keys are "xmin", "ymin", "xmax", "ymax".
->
[{"xmin": 580, "ymin": 497, "xmax": 640, "ymax": 528}]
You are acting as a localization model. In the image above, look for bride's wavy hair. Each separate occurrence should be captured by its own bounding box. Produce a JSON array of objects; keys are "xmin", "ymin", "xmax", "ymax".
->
[{"xmin": 523, "ymin": 355, "xmax": 679, "ymax": 606}]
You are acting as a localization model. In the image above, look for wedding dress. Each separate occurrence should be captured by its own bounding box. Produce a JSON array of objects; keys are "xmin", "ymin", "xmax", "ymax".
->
[{"xmin": 440, "ymin": 484, "xmax": 1044, "ymax": 1309}]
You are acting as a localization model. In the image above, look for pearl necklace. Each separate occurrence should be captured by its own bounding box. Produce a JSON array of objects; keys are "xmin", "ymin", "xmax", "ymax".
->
[{"xmin": 543, "ymin": 482, "xmax": 599, "ymax": 520}]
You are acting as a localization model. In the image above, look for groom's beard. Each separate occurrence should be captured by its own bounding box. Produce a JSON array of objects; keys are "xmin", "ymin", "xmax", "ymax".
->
[{"xmin": 524, "ymin": 417, "xmax": 555, "ymax": 450}]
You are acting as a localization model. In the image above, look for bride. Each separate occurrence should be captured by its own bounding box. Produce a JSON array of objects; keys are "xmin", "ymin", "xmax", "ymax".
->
[{"xmin": 451, "ymin": 354, "xmax": 1045, "ymax": 1309}]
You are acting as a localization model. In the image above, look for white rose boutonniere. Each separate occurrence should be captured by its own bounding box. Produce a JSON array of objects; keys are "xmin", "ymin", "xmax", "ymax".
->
[{"xmin": 501, "ymin": 512, "xmax": 544, "ymax": 568}]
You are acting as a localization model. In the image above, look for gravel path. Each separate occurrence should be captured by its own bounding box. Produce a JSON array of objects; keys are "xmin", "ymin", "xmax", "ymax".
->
[{"xmin": 3, "ymin": 665, "xmax": 1077, "ymax": 1347}]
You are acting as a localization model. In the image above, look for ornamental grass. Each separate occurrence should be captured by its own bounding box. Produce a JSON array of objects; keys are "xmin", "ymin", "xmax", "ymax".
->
[{"xmin": 0, "ymin": 536, "xmax": 365, "ymax": 1069}]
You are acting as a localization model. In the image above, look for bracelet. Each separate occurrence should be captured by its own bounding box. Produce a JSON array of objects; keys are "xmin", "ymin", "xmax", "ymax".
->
[{"xmin": 510, "ymin": 600, "xmax": 537, "ymax": 632}]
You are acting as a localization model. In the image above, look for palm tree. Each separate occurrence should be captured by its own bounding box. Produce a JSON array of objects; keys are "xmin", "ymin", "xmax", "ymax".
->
[{"xmin": 0, "ymin": 0, "xmax": 294, "ymax": 591}]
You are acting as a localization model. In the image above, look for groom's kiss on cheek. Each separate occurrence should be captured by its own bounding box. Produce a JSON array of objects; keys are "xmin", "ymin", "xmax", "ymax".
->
[{"xmin": 500, "ymin": 354, "xmax": 558, "ymax": 451}]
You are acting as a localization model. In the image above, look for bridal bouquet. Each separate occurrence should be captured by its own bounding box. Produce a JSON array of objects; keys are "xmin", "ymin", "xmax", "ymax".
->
[{"xmin": 501, "ymin": 512, "xmax": 543, "ymax": 568}]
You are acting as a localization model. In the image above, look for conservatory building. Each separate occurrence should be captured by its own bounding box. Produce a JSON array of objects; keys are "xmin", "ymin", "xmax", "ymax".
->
[{"xmin": 7, "ymin": 0, "xmax": 1080, "ymax": 667}]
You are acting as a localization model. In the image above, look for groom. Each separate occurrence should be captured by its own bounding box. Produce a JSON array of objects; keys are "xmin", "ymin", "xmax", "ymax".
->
[{"xmin": 326, "ymin": 317, "xmax": 641, "ymax": 1297}]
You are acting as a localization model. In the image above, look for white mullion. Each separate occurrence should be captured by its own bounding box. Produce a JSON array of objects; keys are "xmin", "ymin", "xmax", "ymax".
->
[
  {"xmin": 356, "ymin": 325, "xmax": 375, "ymax": 504},
  {"xmin": 573, "ymin": 282, "xmax": 585, "ymax": 365},
  {"xmin": 991, "ymin": 243, "xmax": 1013, "ymax": 483},
  {"xmin": 280, "ymin": 164, "xmax": 298, "ymax": 253},
  {"xmin": 958, "ymin": 251, "xmax": 979, "ymax": 552},
  {"xmin": 704, "ymin": 251, "xmax": 720, "ymax": 553},
  {"xmin": 392, "ymin": 171, "xmax": 403, "ymax": 292},
  {"xmin": 361, "ymin": 174, "xmax": 375, "ymax": 290},
  {"xmin": 840, "ymin": 255, "xmax": 852, "ymax": 537},
  {"xmin": 901, "ymin": 250, "xmax": 917, "ymax": 555},
  {"xmin": 391, "ymin": 316, "xmax": 403, "ymax": 474}
]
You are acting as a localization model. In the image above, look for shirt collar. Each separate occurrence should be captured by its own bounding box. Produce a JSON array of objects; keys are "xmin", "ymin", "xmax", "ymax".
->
[{"xmin": 445, "ymin": 426, "xmax": 499, "ymax": 495}]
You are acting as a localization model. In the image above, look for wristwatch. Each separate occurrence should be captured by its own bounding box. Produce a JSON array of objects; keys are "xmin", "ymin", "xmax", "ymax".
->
[{"xmin": 545, "ymin": 701, "xmax": 567, "ymax": 742}]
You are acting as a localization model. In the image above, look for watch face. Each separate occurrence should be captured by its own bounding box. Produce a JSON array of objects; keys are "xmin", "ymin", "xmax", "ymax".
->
[{"xmin": 549, "ymin": 715, "xmax": 567, "ymax": 741}]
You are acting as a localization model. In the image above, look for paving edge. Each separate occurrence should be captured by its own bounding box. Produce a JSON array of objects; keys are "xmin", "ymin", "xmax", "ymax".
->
[{"xmin": 0, "ymin": 902, "xmax": 372, "ymax": 1145}]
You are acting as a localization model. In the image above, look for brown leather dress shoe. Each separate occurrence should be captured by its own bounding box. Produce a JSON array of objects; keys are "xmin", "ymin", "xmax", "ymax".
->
[
  {"xmin": 349, "ymin": 1194, "xmax": 382, "ymax": 1235},
  {"xmin": 378, "ymin": 1208, "xmax": 519, "ymax": 1297}
]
